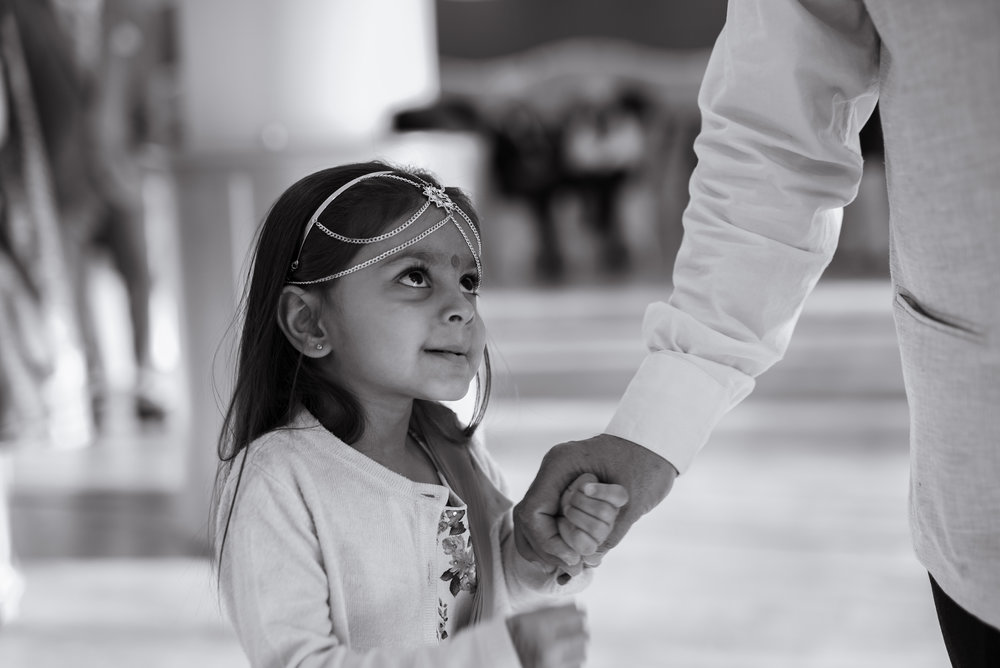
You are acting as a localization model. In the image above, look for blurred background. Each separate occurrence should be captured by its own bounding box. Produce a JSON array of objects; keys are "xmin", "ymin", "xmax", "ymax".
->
[{"xmin": 0, "ymin": 0, "xmax": 945, "ymax": 666}]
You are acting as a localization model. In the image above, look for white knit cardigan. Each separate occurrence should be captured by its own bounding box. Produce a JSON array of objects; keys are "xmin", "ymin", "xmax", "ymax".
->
[{"xmin": 215, "ymin": 410, "xmax": 588, "ymax": 667}]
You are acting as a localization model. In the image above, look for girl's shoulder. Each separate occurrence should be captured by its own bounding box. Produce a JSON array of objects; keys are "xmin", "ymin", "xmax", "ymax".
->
[
  {"xmin": 212, "ymin": 413, "xmax": 338, "ymax": 555},
  {"xmin": 237, "ymin": 410, "xmax": 340, "ymax": 478}
]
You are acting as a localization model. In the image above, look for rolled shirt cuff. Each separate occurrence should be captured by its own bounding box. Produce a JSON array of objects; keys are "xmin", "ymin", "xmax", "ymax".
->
[{"xmin": 605, "ymin": 351, "xmax": 753, "ymax": 474}]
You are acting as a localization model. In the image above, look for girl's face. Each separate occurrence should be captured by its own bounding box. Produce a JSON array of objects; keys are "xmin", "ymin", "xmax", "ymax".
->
[{"xmin": 317, "ymin": 206, "xmax": 486, "ymax": 409}]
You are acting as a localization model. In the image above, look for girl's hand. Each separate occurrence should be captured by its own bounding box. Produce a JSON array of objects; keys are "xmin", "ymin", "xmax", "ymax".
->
[
  {"xmin": 557, "ymin": 473, "xmax": 629, "ymax": 558},
  {"xmin": 505, "ymin": 603, "xmax": 587, "ymax": 668}
]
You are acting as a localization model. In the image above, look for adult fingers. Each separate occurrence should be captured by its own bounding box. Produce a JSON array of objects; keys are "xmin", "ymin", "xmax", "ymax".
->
[
  {"xmin": 515, "ymin": 510, "xmax": 581, "ymax": 569},
  {"xmin": 515, "ymin": 444, "xmax": 595, "ymax": 567}
]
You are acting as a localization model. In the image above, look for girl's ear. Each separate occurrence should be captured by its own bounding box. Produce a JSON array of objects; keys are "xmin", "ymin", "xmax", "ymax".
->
[{"xmin": 277, "ymin": 286, "xmax": 331, "ymax": 358}]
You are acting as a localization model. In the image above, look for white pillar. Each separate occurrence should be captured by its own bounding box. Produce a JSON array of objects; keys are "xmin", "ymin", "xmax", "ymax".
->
[
  {"xmin": 172, "ymin": 0, "xmax": 441, "ymax": 548},
  {"xmin": 177, "ymin": 0, "xmax": 440, "ymax": 152}
]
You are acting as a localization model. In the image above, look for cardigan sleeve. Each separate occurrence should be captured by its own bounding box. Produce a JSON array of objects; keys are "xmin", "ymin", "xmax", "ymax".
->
[{"xmin": 217, "ymin": 458, "xmax": 523, "ymax": 668}]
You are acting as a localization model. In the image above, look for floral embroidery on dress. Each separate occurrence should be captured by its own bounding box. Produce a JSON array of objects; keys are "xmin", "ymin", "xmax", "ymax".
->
[
  {"xmin": 439, "ymin": 507, "xmax": 467, "ymax": 535},
  {"xmin": 437, "ymin": 598, "xmax": 449, "ymax": 640},
  {"xmin": 435, "ymin": 505, "xmax": 477, "ymax": 641},
  {"xmin": 438, "ymin": 508, "xmax": 477, "ymax": 597},
  {"xmin": 440, "ymin": 534, "xmax": 477, "ymax": 597}
]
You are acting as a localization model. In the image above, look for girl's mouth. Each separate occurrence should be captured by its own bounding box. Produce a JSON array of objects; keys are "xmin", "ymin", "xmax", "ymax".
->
[{"xmin": 425, "ymin": 349, "xmax": 465, "ymax": 357}]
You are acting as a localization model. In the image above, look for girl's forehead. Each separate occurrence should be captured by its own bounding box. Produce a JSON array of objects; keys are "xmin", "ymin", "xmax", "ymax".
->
[
  {"xmin": 412, "ymin": 221, "xmax": 478, "ymax": 261},
  {"xmin": 352, "ymin": 203, "xmax": 481, "ymax": 270}
]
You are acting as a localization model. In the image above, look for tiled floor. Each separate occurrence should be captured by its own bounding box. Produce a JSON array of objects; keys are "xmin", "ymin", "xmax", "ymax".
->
[{"xmin": 0, "ymin": 280, "xmax": 951, "ymax": 667}]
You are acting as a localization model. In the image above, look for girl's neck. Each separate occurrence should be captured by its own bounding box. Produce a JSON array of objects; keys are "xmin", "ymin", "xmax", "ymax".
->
[
  {"xmin": 348, "ymin": 397, "xmax": 440, "ymax": 486},
  {"xmin": 350, "ymin": 396, "xmax": 411, "ymax": 456}
]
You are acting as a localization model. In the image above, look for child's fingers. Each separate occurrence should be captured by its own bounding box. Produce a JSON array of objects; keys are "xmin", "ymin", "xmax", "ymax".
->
[
  {"xmin": 562, "ymin": 504, "xmax": 614, "ymax": 546},
  {"xmin": 559, "ymin": 474, "xmax": 598, "ymax": 515},
  {"xmin": 557, "ymin": 475, "xmax": 630, "ymax": 555},
  {"xmin": 557, "ymin": 516, "xmax": 600, "ymax": 556},
  {"xmin": 563, "ymin": 492, "xmax": 622, "ymax": 527},
  {"xmin": 580, "ymin": 482, "xmax": 629, "ymax": 509},
  {"xmin": 559, "ymin": 480, "xmax": 628, "ymax": 518}
]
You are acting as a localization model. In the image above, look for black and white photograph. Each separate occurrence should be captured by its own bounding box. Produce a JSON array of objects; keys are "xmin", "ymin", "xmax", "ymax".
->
[{"xmin": 0, "ymin": 1, "xmax": 997, "ymax": 666}]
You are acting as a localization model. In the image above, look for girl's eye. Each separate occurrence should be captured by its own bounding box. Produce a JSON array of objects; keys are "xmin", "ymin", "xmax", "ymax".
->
[
  {"xmin": 399, "ymin": 269, "xmax": 429, "ymax": 288},
  {"xmin": 460, "ymin": 274, "xmax": 480, "ymax": 294}
]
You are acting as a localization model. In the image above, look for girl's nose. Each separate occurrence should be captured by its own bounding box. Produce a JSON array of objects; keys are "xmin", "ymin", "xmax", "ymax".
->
[{"xmin": 441, "ymin": 284, "xmax": 476, "ymax": 324}]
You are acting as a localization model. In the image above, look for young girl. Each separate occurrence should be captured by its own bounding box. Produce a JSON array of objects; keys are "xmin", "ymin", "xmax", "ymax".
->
[{"xmin": 213, "ymin": 162, "xmax": 628, "ymax": 668}]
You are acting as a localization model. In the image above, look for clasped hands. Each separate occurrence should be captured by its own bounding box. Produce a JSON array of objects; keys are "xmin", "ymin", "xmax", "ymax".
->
[
  {"xmin": 503, "ymin": 435, "xmax": 678, "ymax": 668},
  {"xmin": 513, "ymin": 433, "xmax": 679, "ymax": 578}
]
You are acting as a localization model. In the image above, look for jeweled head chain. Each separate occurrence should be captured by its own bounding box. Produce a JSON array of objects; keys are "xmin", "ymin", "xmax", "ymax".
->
[{"xmin": 287, "ymin": 170, "xmax": 482, "ymax": 286}]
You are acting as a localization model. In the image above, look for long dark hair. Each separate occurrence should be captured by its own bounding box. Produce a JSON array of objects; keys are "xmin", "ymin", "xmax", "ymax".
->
[{"xmin": 212, "ymin": 161, "xmax": 491, "ymax": 565}]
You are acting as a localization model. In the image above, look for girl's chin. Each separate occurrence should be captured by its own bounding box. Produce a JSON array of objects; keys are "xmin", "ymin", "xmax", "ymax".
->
[
  {"xmin": 418, "ymin": 381, "xmax": 477, "ymax": 403},
  {"xmin": 423, "ymin": 389, "xmax": 472, "ymax": 403}
]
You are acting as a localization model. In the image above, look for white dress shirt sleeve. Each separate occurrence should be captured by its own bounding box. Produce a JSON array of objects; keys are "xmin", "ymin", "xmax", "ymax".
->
[{"xmin": 606, "ymin": 0, "xmax": 881, "ymax": 473}]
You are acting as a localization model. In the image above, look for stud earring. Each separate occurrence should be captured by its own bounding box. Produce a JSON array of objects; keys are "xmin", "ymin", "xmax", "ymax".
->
[{"xmin": 315, "ymin": 343, "xmax": 324, "ymax": 350}]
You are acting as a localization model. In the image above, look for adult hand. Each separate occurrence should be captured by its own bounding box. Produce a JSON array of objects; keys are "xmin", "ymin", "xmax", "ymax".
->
[
  {"xmin": 505, "ymin": 603, "xmax": 587, "ymax": 668},
  {"xmin": 513, "ymin": 434, "xmax": 677, "ymax": 572}
]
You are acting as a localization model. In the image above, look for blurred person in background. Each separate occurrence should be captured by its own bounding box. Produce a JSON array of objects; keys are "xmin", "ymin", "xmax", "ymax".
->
[
  {"xmin": 488, "ymin": 102, "xmax": 566, "ymax": 282},
  {"xmin": 0, "ymin": 60, "xmax": 30, "ymax": 621},
  {"xmin": 514, "ymin": 1, "xmax": 1000, "ymax": 666},
  {"xmin": 560, "ymin": 85, "xmax": 651, "ymax": 278},
  {"xmin": 0, "ymin": 0, "xmax": 173, "ymax": 624},
  {"xmin": 0, "ymin": 0, "xmax": 84, "ymax": 626},
  {"xmin": 28, "ymin": 0, "xmax": 168, "ymax": 428}
]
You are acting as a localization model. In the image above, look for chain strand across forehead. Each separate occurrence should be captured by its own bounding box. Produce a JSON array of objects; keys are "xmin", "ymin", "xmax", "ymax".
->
[{"xmin": 287, "ymin": 171, "xmax": 483, "ymax": 286}]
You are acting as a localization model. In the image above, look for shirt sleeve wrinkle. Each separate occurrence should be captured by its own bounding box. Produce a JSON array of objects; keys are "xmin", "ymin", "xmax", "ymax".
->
[
  {"xmin": 644, "ymin": 300, "xmax": 789, "ymax": 378},
  {"xmin": 709, "ymin": 2, "xmax": 879, "ymax": 157},
  {"xmin": 685, "ymin": 186, "xmax": 843, "ymax": 255}
]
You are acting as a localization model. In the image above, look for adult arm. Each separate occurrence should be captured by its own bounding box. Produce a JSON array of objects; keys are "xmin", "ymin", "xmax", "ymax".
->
[{"xmin": 516, "ymin": 0, "xmax": 881, "ymax": 568}]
